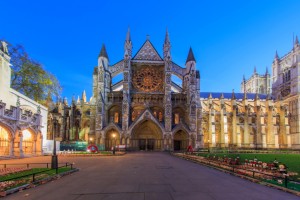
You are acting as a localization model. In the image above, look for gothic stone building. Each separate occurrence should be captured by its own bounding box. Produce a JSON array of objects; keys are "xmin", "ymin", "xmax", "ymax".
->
[
  {"xmin": 241, "ymin": 67, "xmax": 271, "ymax": 95},
  {"xmin": 0, "ymin": 41, "xmax": 46, "ymax": 157},
  {"xmin": 48, "ymin": 31, "xmax": 300, "ymax": 151}
]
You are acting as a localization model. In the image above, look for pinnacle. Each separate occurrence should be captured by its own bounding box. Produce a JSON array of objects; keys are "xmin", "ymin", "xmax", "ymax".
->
[
  {"xmin": 274, "ymin": 50, "xmax": 279, "ymax": 60},
  {"xmin": 164, "ymin": 28, "xmax": 170, "ymax": 44},
  {"xmin": 186, "ymin": 47, "xmax": 196, "ymax": 64},
  {"xmin": 99, "ymin": 44, "xmax": 109, "ymax": 60},
  {"xmin": 126, "ymin": 27, "xmax": 131, "ymax": 41}
]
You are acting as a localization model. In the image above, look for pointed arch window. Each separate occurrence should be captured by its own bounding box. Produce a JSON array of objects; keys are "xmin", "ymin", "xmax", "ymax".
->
[
  {"xmin": 158, "ymin": 112, "xmax": 163, "ymax": 122},
  {"xmin": 174, "ymin": 113, "xmax": 180, "ymax": 125},
  {"xmin": 114, "ymin": 112, "xmax": 119, "ymax": 123}
]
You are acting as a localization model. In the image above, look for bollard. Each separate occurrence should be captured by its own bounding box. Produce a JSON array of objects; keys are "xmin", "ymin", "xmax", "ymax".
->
[
  {"xmin": 284, "ymin": 175, "xmax": 288, "ymax": 188},
  {"xmin": 56, "ymin": 167, "xmax": 58, "ymax": 174}
]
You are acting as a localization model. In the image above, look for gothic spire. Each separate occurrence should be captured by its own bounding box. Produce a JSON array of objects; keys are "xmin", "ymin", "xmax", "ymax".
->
[
  {"xmin": 243, "ymin": 75, "xmax": 246, "ymax": 82},
  {"xmin": 99, "ymin": 44, "xmax": 109, "ymax": 60},
  {"xmin": 231, "ymin": 89, "xmax": 236, "ymax": 100},
  {"xmin": 72, "ymin": 94, "xmax": 76, "ymax": 104},
  {"xmin": 126, "ymin": 27, "xmax": 131, "ymax": 42},
  {"xmin": 255, "ymin": 92, "xmax": 260, "ymax": 100},
  {"xmin": 274, "ymin": 50, "xmax": 279, "ymax": 61},
  {"xmin": 82, "ymin": 90, "xmax": 87, "ymax": 103},
  {"xmin": 265, "ymin": 67, "xmax": 269, "ymax": 75},
  {"xmin": 164, "ymin": 28, "xmax": 170, "ymax": 45},
  {"xmin": 254, "ymin": 66, "xmax": 257, "ymax": 74},
  {"xmin": 295, "ymin": 35, "xmax": 299, "ymax": 46},
  {"xmin": 243, "ymin": 89, "xmax": 247, "ymax": 100},
  {"xmin": 77, "ymin": 96, "xmax": 80, "ymax": 104},
  {"xmin": 186, "ymin": 47, "xmax": 196, "ymax": 64},
  {"xmin": 124, "ymin": 27, "xmax": 132, "ymax": 58},
  {"xmin": 220, "ymin": 93, "xmax": 224, "ymax": 99}
]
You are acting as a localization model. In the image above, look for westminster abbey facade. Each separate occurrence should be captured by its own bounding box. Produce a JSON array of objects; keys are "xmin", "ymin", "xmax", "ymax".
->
[{"xmin": 47, "ymin": 30, "xmax": 300, "ymax": 151}]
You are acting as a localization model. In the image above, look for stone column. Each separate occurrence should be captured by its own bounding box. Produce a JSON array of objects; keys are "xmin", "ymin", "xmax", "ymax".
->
[
  {"xmin": 243, "ymin": 109, "xmax": 250, "ymax": 148},
  {"xmin": 232, "ymin": 105, "xmax": 237, "ymax": 145},
  {"xmin": 33, "ymin": 138, "xmax": 37, "ymax": 155},
  {"xmin": 19, "ymin": 131, "xmax": 24, "ymax": 157},
  {"xmin": 9, "ymin": 137, "xmax": 14, "ymax": 157}
]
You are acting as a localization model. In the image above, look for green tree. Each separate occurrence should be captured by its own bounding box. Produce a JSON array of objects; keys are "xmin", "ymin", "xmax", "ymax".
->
[{"xmin": 9, "ymin": 44, "xmax": 62, "ymax": 106}]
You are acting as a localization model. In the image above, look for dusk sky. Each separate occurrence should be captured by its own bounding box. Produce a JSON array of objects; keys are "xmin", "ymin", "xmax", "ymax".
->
[{"xmin": 2, "ymin": 0, "xmax": 300, "ymax": 101}]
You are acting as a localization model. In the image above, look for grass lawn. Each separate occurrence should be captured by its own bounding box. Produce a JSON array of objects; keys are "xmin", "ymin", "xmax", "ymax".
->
[
  {"xmin": 0, "ymin": 167, "xmax": 72, "ymax": 182},
  {"xmin": 196, "ymin": 153, "xmax": 300, "ymax": 179}
]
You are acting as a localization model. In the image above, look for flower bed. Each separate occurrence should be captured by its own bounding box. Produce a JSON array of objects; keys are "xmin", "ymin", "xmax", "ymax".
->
[{"xmin": 0, "ymin": 168, "xmax": 31, "ymax": 176}]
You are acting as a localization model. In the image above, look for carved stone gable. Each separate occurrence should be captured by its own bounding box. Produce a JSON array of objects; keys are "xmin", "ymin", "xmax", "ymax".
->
[{"xmin": 133, "ymin": 40, "xmax": 163, "ymax": 61}]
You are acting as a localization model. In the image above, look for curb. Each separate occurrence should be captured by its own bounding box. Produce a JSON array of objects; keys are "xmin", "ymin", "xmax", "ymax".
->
[
  {"xmin": 1, "ymin": 168, "xmax": 79, "ymax": 197},
  {"xmin": 172, "ymin": 153, "xmax": 300, "ymax": 197}
]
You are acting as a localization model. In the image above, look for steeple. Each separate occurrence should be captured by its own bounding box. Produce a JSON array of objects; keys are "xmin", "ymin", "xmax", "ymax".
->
[
  {"xmin": 265, "ymin": 67, "xmax": 269, "ymax": 75},
  {"xmin": 77, "ymin": 96, "xmax": 80, "ymax": 104},
  {"xmin": 254, "ymin": 66, "xmax": 257, "ymax": 74},
  {"xmin": 82, "ymin": 90, "xmax": 87, "ymax": 103},
  {"xmin": 99, "ymin": 44, "xmax": 109, "ymax": 60},
  {"xmin": 186, "ymin": 47, "xmax": 196, "ymax": 64},
  {"xmin": 243, "ymin": 75, "xmax": 246, "ymax": 82}
]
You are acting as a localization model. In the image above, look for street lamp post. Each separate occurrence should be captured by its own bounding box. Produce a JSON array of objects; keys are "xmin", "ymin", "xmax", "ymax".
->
[
  {"xmin": 112, "ymin": 133, "xmax": 116, "ymax": 155},
  {"xmin": 51, "ymin": 117, "xmax": 58, "ymax": 169},
  {"xmin": 208, "ymin": 139, "xmax": 210, "ymax": 153}
]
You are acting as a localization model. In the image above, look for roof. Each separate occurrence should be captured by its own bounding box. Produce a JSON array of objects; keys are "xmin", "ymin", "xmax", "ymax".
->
[
  {"xmin": 132, "ymin": 40, "xmax": 163, "ymax": 61},
  {"xmin": 99, "ymin": 44, "xmax": 109, "ymax": 59},
  {"xmin": 186, "ymin": 47, "xmax": 196, "ymax": 63},
  {"xmin": 200, "ymin": 92, "xmax": 268, "ymax": 100}
]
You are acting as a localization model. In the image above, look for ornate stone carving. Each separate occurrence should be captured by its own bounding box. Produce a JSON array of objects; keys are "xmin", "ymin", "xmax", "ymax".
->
[{"xmin": 132, "ymin": 67, "xmax": 163, "ymax": 92}]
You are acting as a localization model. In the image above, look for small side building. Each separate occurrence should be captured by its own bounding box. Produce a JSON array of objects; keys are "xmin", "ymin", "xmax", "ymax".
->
[{"xmin": 0, "ymin": 41, "xmax": 49, "ymax": 157}]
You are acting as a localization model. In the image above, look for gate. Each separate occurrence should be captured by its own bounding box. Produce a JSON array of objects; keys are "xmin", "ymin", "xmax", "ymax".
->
[
  {"xmin": 0, "ymin": 139, "xmax": 9, "ymax": 155},
  {"xmin": 130, "ymin": 139, "xmax": 163, "ymax": 151}
]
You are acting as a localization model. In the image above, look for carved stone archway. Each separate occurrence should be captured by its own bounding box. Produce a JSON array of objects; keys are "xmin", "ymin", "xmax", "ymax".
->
[{"xmin": 131, "ymin": 120, "xmax": 163, "ymax": 151}]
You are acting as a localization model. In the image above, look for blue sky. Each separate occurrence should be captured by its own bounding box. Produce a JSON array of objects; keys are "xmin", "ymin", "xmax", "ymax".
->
[{"xmin": 1, "ymin": 0, "xmax": 300, "ymax": 101}]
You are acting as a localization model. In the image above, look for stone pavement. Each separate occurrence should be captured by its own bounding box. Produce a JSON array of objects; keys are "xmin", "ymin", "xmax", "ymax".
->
[{"xmin": 0, "ymin": 152, "xmax": 298, "ymax": 200}]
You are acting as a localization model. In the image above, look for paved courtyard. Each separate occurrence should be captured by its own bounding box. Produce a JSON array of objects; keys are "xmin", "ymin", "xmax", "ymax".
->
[{"xmin": 0, "ymin": 152, "xmax": 298, "ymax": 200}]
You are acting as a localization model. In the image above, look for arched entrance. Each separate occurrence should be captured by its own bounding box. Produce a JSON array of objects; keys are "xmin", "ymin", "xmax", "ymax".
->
[
  {"xmin": 0, "ymin": 125, "xmax": 10, "ymax": 156},
  {"xmin": 131, "ymin": 120, "xmax": 163, "ymax": 151},
  {"xmin": 173, "ymin": 130, "xmax": 189, "ymax": 151},
  {"xmin": 105, "ymin": 129, "xmax": 120, "ymax": 150},
  {"xmin": 22, "ymin": 129, "xmax": 34, "ymax": 155}
]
